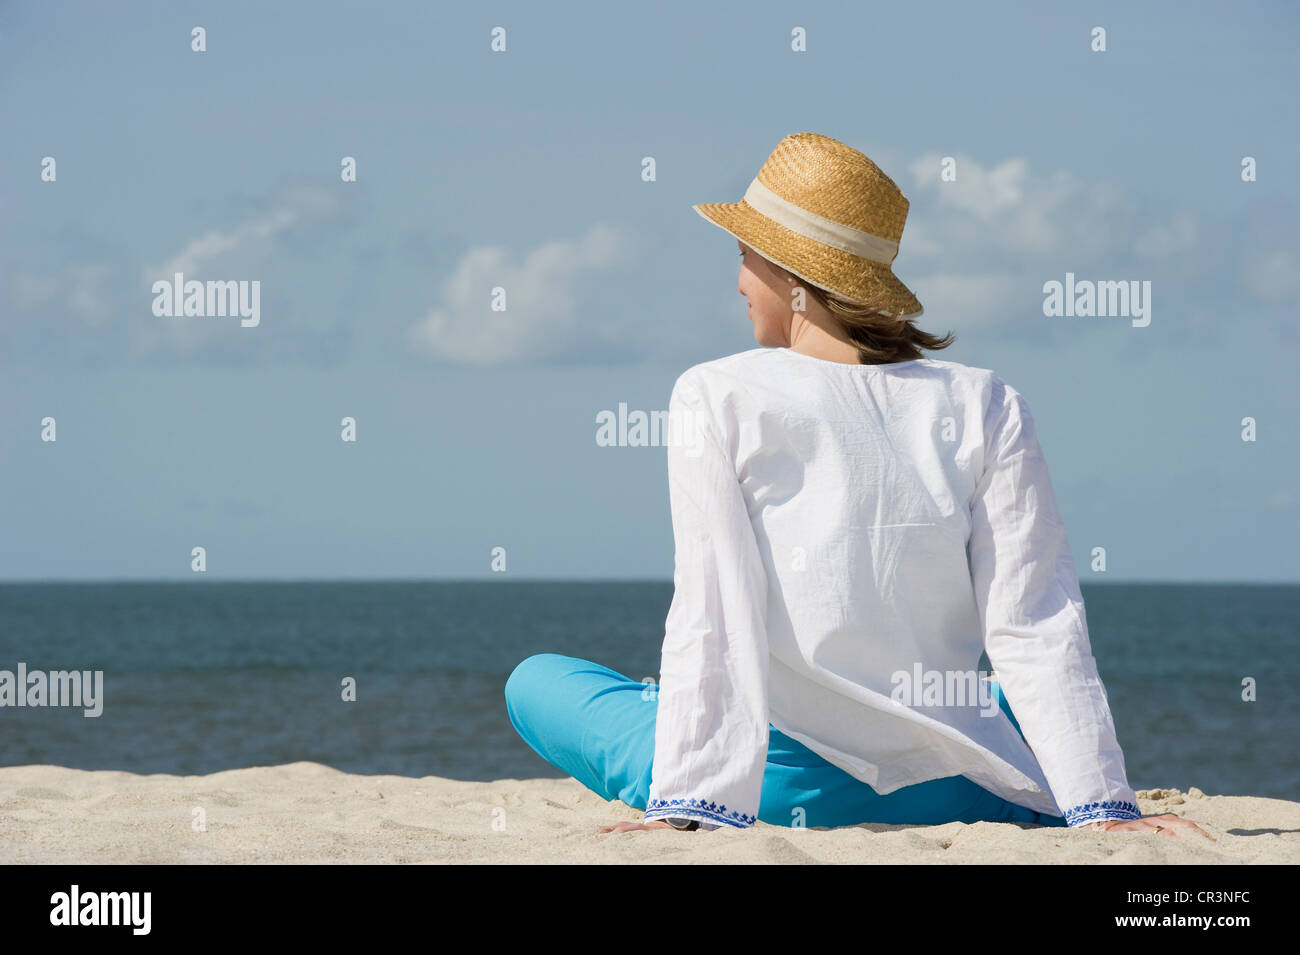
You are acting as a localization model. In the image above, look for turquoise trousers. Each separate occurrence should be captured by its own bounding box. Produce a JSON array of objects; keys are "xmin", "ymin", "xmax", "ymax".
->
[{"xmin": 505, "ymin": 652, "xmax": 1067, "ymax": 829}]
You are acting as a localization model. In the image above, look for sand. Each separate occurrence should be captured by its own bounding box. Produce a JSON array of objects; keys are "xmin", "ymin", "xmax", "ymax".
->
[{"xmin": 0, "ymin": 761, "xmax": 1294, "ymax": 864}]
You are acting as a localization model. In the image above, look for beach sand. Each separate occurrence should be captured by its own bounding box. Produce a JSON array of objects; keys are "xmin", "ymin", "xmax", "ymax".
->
[{"xmin": 0, "ymin": 761, "xmax": 1294, "ymax": 864}]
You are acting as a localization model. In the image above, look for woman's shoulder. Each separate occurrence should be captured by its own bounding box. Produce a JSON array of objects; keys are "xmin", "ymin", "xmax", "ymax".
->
[
  {"xmin": 925, "ymin": 358, "xmax": 1018, "ymax": 397},
  {"xmin": 670, "ymin": 348, "xmax": 769, "ymax": 400},
  {"xmin": 676, "ymin": 347, "xmax": 770, "ymax": 378}
]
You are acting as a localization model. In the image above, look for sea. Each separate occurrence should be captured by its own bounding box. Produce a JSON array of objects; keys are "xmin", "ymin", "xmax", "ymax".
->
[{"xmin": 0, "ymin": 581, "xmax": 1295, "ymax": 801}]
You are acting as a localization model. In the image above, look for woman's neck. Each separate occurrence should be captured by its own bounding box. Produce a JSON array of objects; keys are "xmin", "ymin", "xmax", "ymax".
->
[{"xmin": 787, "ymin": 314, "xmax": 862, "ymax": 364}]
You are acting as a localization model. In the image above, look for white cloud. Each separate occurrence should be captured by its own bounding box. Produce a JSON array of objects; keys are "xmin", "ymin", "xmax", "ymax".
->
[
  {"xmin": 902, "ymin": 154, "xmax": 1125, "ymax": 260},
  {"xmin": 886, "ymin": 154, "xmax": 1136, "ymax": 327},
  {"xmin": 408, "ymin": 223, "xmax": 632, "ymax": 364},
  {"xmin": 906, "ymin": 155, "xmax": 1027, "ymax": 221},
  {"xmin": 129, "ymin": 183, "xmax": 344, "ymax": 354},
  {"xmin": 143, "ymin": 184, "xmax": 341, "ymax": 281}
]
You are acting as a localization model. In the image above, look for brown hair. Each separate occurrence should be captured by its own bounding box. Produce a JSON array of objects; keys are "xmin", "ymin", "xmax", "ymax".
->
[{"xmin": 773, "ymin": 263, "xmax": 955, "ymax": 364}]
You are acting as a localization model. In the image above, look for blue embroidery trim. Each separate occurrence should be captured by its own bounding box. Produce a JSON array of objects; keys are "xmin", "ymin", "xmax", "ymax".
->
[
  {"xmin": 645, "ymin": 797, "xmax": 756, "ymax": 828},
  {"xmin": 1064, "ymin": 799, "xmax": 1141, "ymax": 826}
]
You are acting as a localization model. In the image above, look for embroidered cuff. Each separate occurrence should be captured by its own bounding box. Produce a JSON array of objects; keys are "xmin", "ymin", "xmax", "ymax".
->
[
  {"xmin": 644, "ymin": 797, "xmax": 756, "ymax": 829},
  {"xmin": 1063, "ymin": 799, "xmax": 1141, "ymax": 827}
]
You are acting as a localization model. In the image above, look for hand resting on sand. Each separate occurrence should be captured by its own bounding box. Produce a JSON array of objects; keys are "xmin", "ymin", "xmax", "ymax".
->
[{"xmin": 1082, "ymin": 812, "xmax": 1216, "ymax": 841}]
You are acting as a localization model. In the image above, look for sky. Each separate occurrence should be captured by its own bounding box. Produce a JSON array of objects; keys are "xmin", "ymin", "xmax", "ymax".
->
[{"xmin": 1, "ymin": 0, "xmax": 1297, "ymax": 582}]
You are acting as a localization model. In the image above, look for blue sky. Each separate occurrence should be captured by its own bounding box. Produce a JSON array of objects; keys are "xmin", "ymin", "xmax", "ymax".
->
[{"xmin": 1, "ymin": 0, "xmax": 1296, "ymax": 582}]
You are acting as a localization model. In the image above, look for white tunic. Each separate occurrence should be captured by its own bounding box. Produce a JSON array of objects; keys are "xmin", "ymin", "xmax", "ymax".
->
[{"xmin": 642, "ymin": 347, "xmax": 1141, "ymax": 830}]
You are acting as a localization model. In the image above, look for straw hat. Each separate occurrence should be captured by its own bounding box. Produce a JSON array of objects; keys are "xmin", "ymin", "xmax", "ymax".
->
[{"xmin": 693, "ymin": 132, "xmax": 923, "ymax": 318}]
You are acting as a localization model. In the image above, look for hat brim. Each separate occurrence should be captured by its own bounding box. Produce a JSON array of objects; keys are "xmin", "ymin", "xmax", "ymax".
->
[{"xmin": 693, "ymin": 200, "xmax": 923, "ymax": 319}]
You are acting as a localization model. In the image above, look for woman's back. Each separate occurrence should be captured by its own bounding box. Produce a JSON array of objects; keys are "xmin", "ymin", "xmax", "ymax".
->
[
  {"xmin": 653, "ymin": 346, "xmax": 1136, "ymax": 823},
  {"xmin": 712, "ymin": 347, "xmax": 987, "ymax": 682}
]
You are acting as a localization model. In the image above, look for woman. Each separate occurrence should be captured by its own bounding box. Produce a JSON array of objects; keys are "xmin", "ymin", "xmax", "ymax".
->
[{"xmin": 505, "ymin": 133, "xmax": 1212, "ymax": 840}]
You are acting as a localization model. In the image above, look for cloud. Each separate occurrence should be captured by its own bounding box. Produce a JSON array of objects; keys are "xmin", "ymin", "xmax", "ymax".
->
[
  {"xmin": 130, "ymin": 183, "xmax": 346, "ymax": 355},
  {"xmin": 902, "ymin": 154, "xmax": 1126, "ymax": 261},
  {"xmin": 891, "ymin": 155, "xmax": 1140, "ymax": 328},
  {"xmin": 408, "ymin": 223, "xmax": 632, "ymax": 364},
  {"xmin": 908, "ymin": 156, "xmax": 1028, "ymax": 221},
  {"xmin": 142, "ymin": 184, "xmax": 341, "ymax": 282}
]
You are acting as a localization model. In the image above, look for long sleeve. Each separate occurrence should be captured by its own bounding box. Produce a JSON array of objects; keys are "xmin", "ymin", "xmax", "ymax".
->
[
  {"xmin": 968, "ymin": 381, "xmax": 1141, "ymax": 828},
  {"xmin": 642, "ymin": 370, "xmax": 771, "ymax": 830}
]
